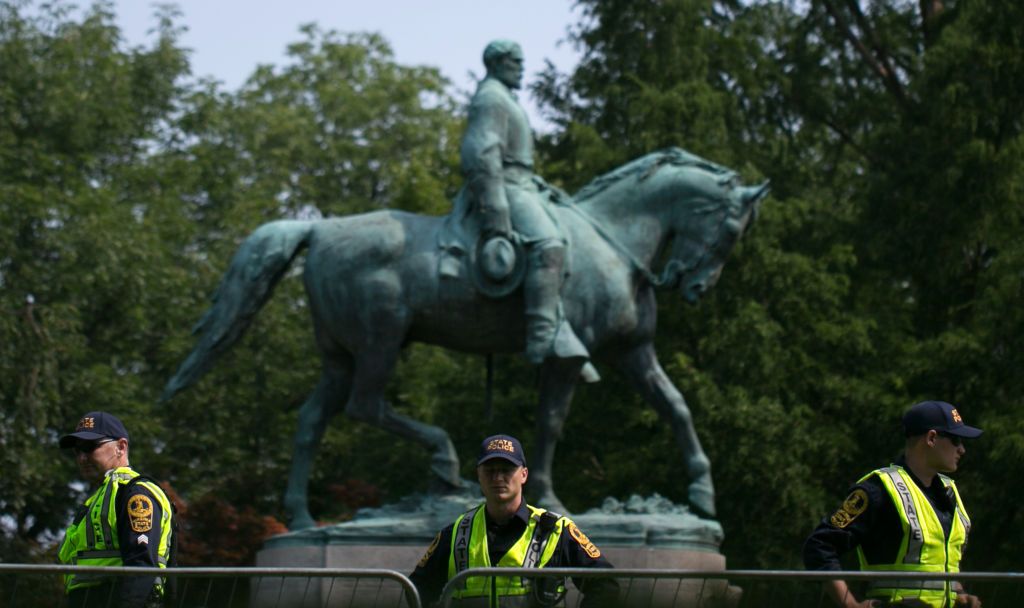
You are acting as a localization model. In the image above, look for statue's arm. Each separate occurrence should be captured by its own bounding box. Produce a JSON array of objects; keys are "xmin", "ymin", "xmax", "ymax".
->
[{"xmin": 461, "ymin": 94, "xmax": 511, "ymax": 236}]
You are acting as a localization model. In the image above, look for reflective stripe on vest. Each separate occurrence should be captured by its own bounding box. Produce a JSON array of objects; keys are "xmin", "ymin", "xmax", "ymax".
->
[
  {"xmin": 57, "ymin": 468, "xmax": 174, "ymax": 593},
  {"xmin": 856, "ymin": 465, "xmax": 970, "ymax": 608},
  {"xmin": 867, "ymin": 579, "xmax": 948, "ymax": 591},
  {"xmin": 447, "ymin": 504, "xmax": 566, "ymax": 607}
]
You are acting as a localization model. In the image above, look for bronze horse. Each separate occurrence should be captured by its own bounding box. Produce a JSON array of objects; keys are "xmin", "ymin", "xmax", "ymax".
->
[{"xmin": 162, "ymin": 148, "xmax": 768, "ymax": 529}]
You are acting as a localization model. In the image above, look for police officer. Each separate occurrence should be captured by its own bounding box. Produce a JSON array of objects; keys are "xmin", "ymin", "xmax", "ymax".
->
[
  {"xmin": 803, "ymin": 401, "xmax": 983, "ymax": 608},
  {"xmin": 461, "ymin": 40, "xmax": 590, "ymax": 368},
  {"xmin": 410, "ymin": 434, "xmax": 618, "ymax": 607},
  {"xmin": 58, "ymin": 411, "xmax": 174, "ymax": 608}
]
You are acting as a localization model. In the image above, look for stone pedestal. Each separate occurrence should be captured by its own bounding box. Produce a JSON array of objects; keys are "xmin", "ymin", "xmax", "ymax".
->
[{"xmin": 254, "ymin": 492, "xmax": 738, "ymax": 608}]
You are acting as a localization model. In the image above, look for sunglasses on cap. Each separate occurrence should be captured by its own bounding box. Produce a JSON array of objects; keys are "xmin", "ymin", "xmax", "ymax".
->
[{"xmin": 72, "ymin": 439, "xmax": 116, "ymax": 454}]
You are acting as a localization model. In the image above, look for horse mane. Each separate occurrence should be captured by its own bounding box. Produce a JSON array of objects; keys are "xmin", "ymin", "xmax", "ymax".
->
[{"xmin": 571, "ymin": 147, "xmax": 737, "ymax": 204}]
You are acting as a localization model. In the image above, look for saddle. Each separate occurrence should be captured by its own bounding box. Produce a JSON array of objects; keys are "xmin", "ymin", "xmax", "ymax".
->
[{"xmin": 437, "ymin": 179, "xmax": 601, "ymax": 383}]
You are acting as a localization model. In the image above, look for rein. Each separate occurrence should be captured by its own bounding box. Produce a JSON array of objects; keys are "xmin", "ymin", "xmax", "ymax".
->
[
  {"xmin": 559, "ymin": 199, "xmax": 728, "ymax": 289},
  {"xmin": 559, "ymin": 201, "xmax": 672, "ymax": 287}
]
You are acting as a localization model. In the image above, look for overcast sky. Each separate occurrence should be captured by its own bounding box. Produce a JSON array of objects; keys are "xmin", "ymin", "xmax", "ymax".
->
[{"xmin": 112, "ymin": 0, "xmax": 586, "ymax": 130}]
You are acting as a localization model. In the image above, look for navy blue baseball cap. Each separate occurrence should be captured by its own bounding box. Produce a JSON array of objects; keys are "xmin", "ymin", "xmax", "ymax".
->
[
  {"xmin": 902, "ymin": 401, "xmax": 982, "ymax": 438},
  {"xmin": 59, "ymin": 411, "xmax": 130, "ymax": 448},
  {"xmin": 477, "ymin": 434, "xmax": 526, "ymax": 467}
]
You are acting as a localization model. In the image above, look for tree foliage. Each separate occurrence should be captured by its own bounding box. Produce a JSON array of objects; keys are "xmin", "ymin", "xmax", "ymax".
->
[
  {"xmin": 533, "ymin": 0, "xmax": 1024, "ymax": 569},
  {"xmin": 0, "ymin": 0, "xmax": 462, "ymax": 562},
  {"xmin": 1, "ymin": 0, "xmax": 191, "ymax": 559}
]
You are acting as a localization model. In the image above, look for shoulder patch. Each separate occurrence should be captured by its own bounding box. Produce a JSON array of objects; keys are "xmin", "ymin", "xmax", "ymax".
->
[
  {"xmin": 127, "ymin": 494, "xmax": 154, "ymax": 533},
  {"xmin": 567, "ymin": 522, "xmax": 601, "ymax": 559},
  {"xmin": 829, "ymin": 488, "xmax": 869, "ymax": 529},
  {"xmin": 418, "ymin": 532, "xmax": 441, "ymax": 568}
]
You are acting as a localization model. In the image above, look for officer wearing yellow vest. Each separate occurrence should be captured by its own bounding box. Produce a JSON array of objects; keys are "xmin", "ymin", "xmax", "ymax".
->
[
  {"xmin": 803, "ymin": 401, "xmax": 983, "ymax": 608},
  {"xmin": 410, "ymin": 434, "xmax": 618, "ymax": 607},
  {"xmin": 58, "ymin": 411, "xmax": 175, "ymax": 608}
]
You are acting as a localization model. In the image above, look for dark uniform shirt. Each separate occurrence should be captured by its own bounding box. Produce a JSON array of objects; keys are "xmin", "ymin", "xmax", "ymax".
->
[
  {"xmin": 410, "ymin": 501, "xmax": 617, "ymax": 607},
  {"xmin": 803, "ymin": 455, "xmax": 961, "ymax": 571},
  {"xmin": 67, "ymin": 472, "xmax": 169, "ymax": 608}
]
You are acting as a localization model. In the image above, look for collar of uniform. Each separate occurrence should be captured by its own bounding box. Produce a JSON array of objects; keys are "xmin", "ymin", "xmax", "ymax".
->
[
  {"xmin": 894, "ymin": 454, "xmax": 939, "ymax": 490},
  {"xmin": 894, "ymin": 455, "xmax": 956, "ymax": 511},
  {"xmin": 514, "ymin": 500, "xmax": 530, "ymax": 523},
  {"xmin": 104, "ymin": 466, "xmax": 135, "ymax": 483},
  {"xmin": 484, "ymin": 500, "xmax": 531, "ymax": 528}
]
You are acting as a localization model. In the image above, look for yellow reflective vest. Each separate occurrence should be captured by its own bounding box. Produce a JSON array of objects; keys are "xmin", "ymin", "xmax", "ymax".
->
[
  {"xmin": 857, "ymin": 465, "xmax": 971, "ymax": 608},
  {"xmin": 446, "ymin": 504, "xmax": 567, "ymax": 607},
  {"xmin": 57, "ymin": 467, "xmax": 174, "ymax": 595}
]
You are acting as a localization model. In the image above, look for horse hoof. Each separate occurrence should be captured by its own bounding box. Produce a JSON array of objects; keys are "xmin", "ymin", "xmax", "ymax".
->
[
  {"xmin": 430, "ymin": 454, "xmax": 462, "ymax": 487},
  {"xmin": 688, "ymin": 484, "xmax": 716, "ymax": 519},
  {"xmin": 288, "ymin": 512, "xmax": 317, "ymax": 531}
]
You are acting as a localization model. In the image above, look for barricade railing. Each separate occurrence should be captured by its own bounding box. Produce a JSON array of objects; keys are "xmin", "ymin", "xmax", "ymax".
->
[
  {"xmin": 4, "ymin": 565, "xmax": 1023, "ymax": 607},
  {"xmin": 0, "ymin": 564, "xmax": 421, "ymax": 608},
  {"xmin": 438, "ymin": 568, "xmax": 1024, "ymax": 608}
]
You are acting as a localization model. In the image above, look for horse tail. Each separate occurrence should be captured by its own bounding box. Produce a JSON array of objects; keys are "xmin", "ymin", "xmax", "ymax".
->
[{"xmin": 161, "ymin": 220, "xmax": 315, "ymax": 402}]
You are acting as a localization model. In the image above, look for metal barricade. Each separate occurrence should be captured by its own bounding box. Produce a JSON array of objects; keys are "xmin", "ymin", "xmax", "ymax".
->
[
  {"xmin": 4, "ymin": 565, "xmax": 1023, "ymax": 608},
  {"xmin": 0, "ymin": 564, "xmax": 421, "ymax": 608},
  {"xmin": 437, "ymin": 568, "xmax": 1024, "ymax": 608}
]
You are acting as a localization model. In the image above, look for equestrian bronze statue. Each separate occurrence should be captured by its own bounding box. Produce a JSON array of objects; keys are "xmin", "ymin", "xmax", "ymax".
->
[
  {"xmin": 163, "ymin": 146, "xmax": 767, "ymax": 529},
  {"xmin": 162, "ymin": 40, "xmax": 769, "ymax": 530}
]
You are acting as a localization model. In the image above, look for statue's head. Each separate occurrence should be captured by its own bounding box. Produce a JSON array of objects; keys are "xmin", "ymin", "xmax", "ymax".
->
[
  {"xmin": 483, "ymin": 40, "xmax": 524, "ymax": 90},
  {"xmin": 670, "ymin": 178, "xmax": 769, "ymax": 304}
]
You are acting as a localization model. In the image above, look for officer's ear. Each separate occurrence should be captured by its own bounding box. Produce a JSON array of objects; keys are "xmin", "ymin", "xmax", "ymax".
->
[{"xmin": 925, "ymin": 430, "xmax": 939, "ymax": 447}]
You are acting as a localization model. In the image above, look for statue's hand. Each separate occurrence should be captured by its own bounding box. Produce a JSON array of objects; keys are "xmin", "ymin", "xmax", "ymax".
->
[
  {"xmin": 477, "ymin": 234, "xmax": 518, "ymax": 282},
  {"xmin": 474, "ymin": 190, "xmax": 512, "ymax": 237},
  {"xmin": 480, "ymin": 216, "xmax": 512, "ymax": 240}
]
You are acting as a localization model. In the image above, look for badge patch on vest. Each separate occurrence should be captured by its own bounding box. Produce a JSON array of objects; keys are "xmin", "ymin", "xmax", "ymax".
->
[
  {"xmin": 830, "ymin": 488, "xmax": 869, "ymax": 528},
  {"xmin": 568, "ymin": 522, "xmax": 601, "ymax": 558},
  {"xmin": 127, "ymin": 495, "xmax": 154, "ymax": 532},
  {"xmin": 418, "ymin": 532, "xmax": 440, "ymax": 568}
]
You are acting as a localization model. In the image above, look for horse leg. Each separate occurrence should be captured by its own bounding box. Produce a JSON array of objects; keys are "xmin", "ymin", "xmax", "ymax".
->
[
  {"xmin": 528, "ymin": 357, "xmax": 582, "ymax": 514},
  {"xmin": 617, "ymin": 343, "xmax": 716, "ymax": 518},
  {"xmin": 344, "ymin": 346, "xmax": 462, "ymax": 488},
  {"xmin": 284, "ymin": 355, "xmax": 353, "ymax": 530}
]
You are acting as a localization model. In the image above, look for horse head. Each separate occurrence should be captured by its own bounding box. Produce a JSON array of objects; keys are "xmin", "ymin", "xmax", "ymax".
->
[{"xmin": 659, "ymin": 166, "xmax": 769, "ymax": 303}]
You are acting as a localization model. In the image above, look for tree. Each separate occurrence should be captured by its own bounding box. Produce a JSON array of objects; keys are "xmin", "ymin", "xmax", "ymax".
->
[
  {"xmin": 147, "ymin": 25, "xmax": 466, "ymax": 526},
  {"xmin": 0, "ymin": 0, "xmax": 191, "ymax": 560},
  {"xmin": 533, "ymin": 0, "xmax": 1023, "ymax": 569},
  {"xmin": 759, "ymin": 0, "xmax": 1024, "ymax": 570},
  {"xmin": 0, "ymin": 1, "xmax": 465, "ymax": 561}
]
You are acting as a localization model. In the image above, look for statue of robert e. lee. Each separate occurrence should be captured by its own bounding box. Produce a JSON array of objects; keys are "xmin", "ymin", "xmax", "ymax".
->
[
  {"xmin": 161, "ymin": 37, "xmax": 770, "ymax": 530},
  {"xmin": 461, "ymin": 40, "xmax": 590, "ymax": 370}
]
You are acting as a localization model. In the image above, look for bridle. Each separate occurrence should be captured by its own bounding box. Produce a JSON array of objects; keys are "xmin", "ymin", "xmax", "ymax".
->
[{"xmin": 560, "ymin": 196, "xmax": 738, "ymax": 290}]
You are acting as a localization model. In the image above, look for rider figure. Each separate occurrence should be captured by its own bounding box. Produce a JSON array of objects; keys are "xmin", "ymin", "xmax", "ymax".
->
[{"xmin": 462, "ymin": 40, "xmax": 589, "ymax": 366}]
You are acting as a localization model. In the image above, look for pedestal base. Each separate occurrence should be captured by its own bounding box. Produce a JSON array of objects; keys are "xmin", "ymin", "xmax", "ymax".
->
[{"xmin": 253, "ymin": 493, "xmax": 737, "ymax": 607}]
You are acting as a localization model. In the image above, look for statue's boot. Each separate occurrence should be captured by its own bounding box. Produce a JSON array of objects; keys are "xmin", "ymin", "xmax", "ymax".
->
[{"xmin": 524, "ymin": 244, "xmax": 597, "ymax": 383}]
